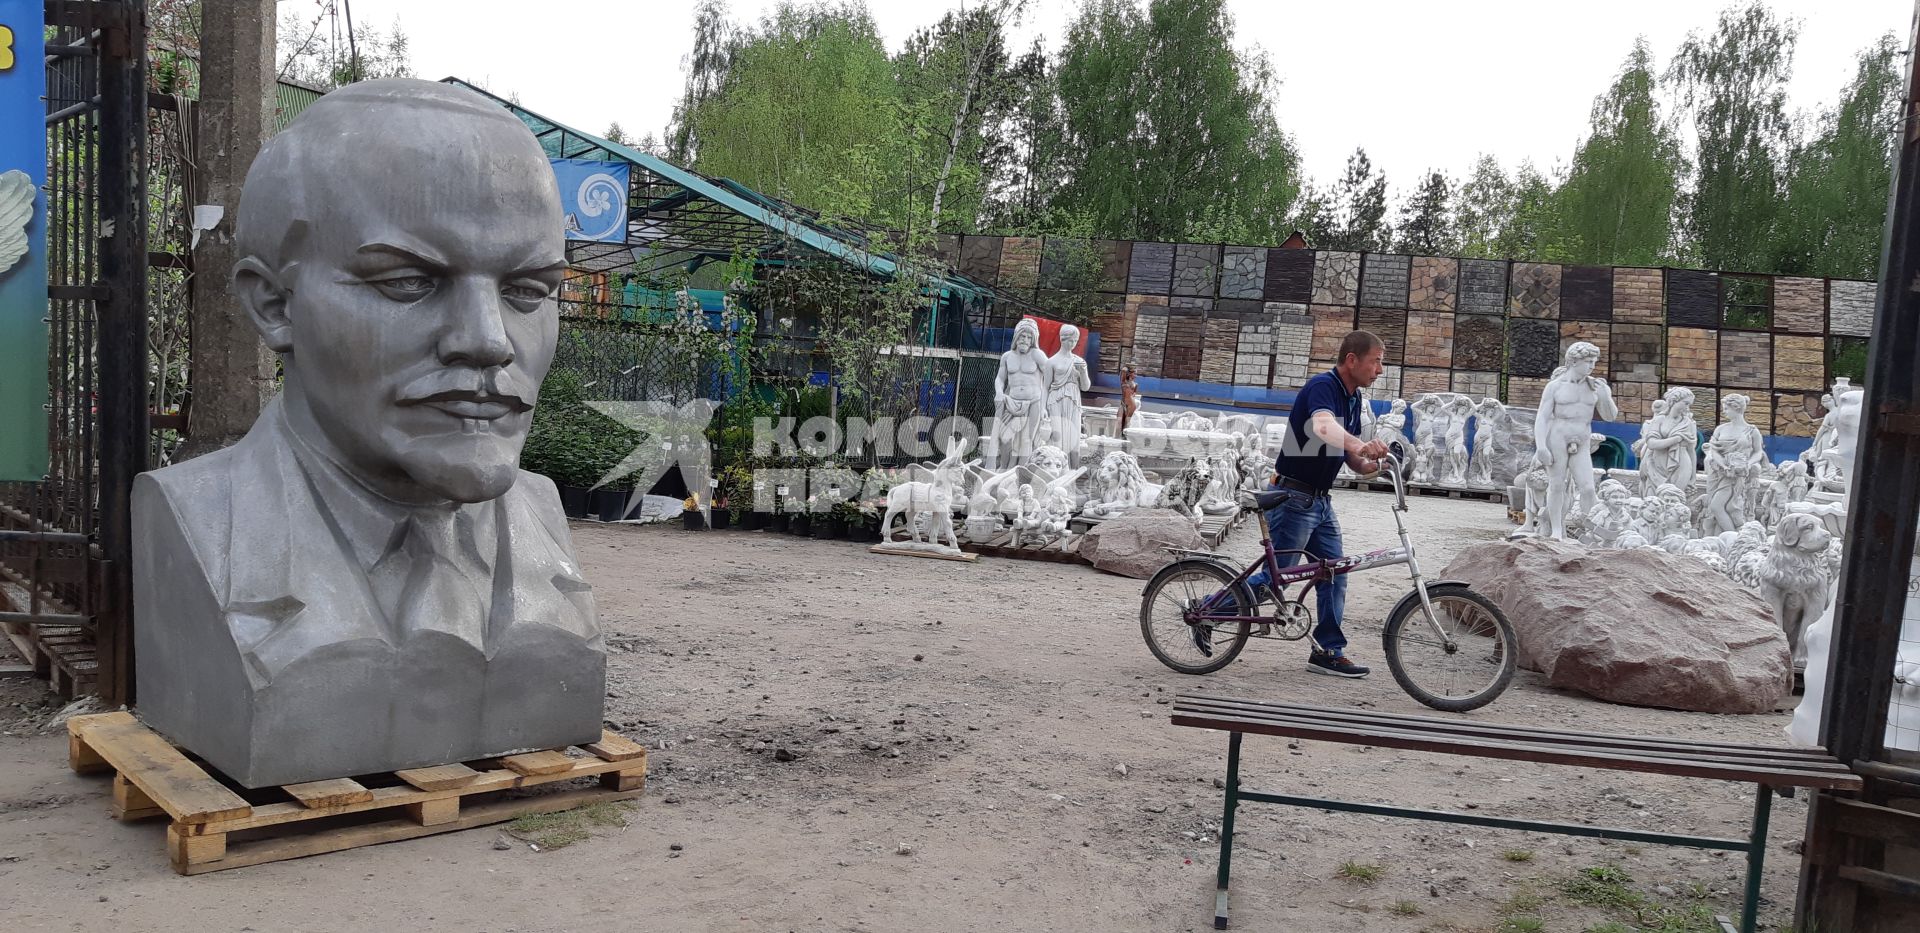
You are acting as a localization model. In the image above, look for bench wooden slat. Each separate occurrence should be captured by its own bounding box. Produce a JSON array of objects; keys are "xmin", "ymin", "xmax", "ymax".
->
[
  {"xmin": 1172, "ymin": 708, "xmax": 1861, "ymax": 790},
  {"xmin": 1174, "ymin": 697, "xmax": 1855, "ymax": 774},
  {"xmin": 1176, "ymin": 693, "xmax": 1843, "ymax": 760}
]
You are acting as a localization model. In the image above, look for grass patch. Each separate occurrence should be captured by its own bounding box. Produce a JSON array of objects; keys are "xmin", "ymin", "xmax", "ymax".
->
[
  {"xmin": 1563, "ymin": 865, "xmax": 1640, "ymax": 911},
  {"xmin": 508, "ymin": 801, "xmax": 634, "ymax": 850},
  {"xmin": 1389, "ymin": 900, "xmax": 1422, "ymax": 917},
  {"xmin": 1499, "ymin": 892, "xmax": 1546, "ymax": 915},
  {"xmin": 1336, "ymin": 860, "xmax": 1384, "ymax": 884},
  {"xmin": 1497, "ymin": 916, "xmax": 1545, "ymax": 933},
  {"xmin": 1584, "ymin": 925, "xmax": 1633, "ymax": 933},
  {"xmin": 1557, "ymin": 865, "xmax": 1728, "ymax": 933},
  {"xmin": 1502, "ymin": 849, "xmax": 1535, "ymax": 862}
]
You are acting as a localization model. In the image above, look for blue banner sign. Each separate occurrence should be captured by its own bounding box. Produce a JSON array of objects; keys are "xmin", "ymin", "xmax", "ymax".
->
[
  {"xmin": 0, "ymin": 0, "xmax": 47, "ymax": 480},
  {"xmin": 551, "ymin": 159, "xmax": 630, "ymax": 243}
]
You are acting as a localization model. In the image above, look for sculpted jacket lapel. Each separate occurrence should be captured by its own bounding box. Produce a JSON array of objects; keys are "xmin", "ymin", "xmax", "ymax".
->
[{"xmin": 491, "ymin": 476, "xmax": 598, "ymax": 654}]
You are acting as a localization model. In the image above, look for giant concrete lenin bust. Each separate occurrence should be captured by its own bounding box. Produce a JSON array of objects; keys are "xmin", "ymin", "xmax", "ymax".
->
[{"xmin": 132, "ymin": 79, "xmax": 604, "ymax": 788}]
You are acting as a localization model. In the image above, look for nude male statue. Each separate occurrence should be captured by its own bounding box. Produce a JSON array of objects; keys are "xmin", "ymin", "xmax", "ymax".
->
[{"xmin": 1532, "ymin": 342, "xmax": 1618, "ymax": 540}]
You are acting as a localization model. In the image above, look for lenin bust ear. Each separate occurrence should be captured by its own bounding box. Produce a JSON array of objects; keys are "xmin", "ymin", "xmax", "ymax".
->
[{"xmin": 232, "ymin": 255, "xmax": 298, "ymax": 353}]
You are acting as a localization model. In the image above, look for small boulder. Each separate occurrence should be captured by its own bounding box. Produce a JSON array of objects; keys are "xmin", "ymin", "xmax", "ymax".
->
[
  {"xmin": 1079, "ymin": 511, "xmax": 1205, "ymax": 579},
  {"xmin": 1442, "ymin": 537, "xmax": 1789, "ymax": 713}
]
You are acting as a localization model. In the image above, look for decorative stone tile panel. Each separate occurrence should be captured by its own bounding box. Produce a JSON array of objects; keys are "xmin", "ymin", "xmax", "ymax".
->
[
  {"xmin": 1673, "ymin": 385, "xmax": 1719, "ymax": 430},
  {"xmin": 1772, "ymin": 335, "xmax": 1826, "ymax": 392},
  {"xmin": 1608, "ymin": 323, "xmax": 1663, "ymax": 384},
  {"xmin": 1612, "ymin": 268, "xmax": 1664, "ymax": 324},
  {"xmin": 1311, "ymin": 251, "xmax": 1361, "ymax": 305},
  {"xmin": 1613, "ymin": 380, "xmax": 1660, "ymax": 423},
  {"xmin": 1359, "ymin": 253, "xmax": 1411, "ymax": 308},
  {"xmin": 1127, "ymin": 242, "xmax": 1175, "ymax": 294},
  {"xmin": 1000, "ymin": 236, "xmax": 1042, "ymax": 290},
  {"xmin": 1458, "ymin": 259, "xmax": 1508, "ymax": 314},
  {"xmin": 934, "ymin": 233, "xmax": 960, "ymax": 267},
  {"xmin": 1357, "ymin": 307, "xmax": 1408, "ymax": 364},
  {"xmin": 1172, "ymin": 243, "xmax": 1221, "ymax": 297},
  {"xmin": 1235, "ymin": 318, "xmax": 1273, "ymax": 386},
  {"xmin": 1372, "ymin": 365, "xmax": 1402, "ymax": 402},
  {"xmin": 1220, "ymin": 246, "xmax": 1266, "ymax": 299},
  {"xmin": 1665, "ymin": 328, "xmax": 1718, "ymax": 386},
  {"xmin": 1452, "ymin": 314, "xmax": 1506, "ymax": 371},
  {"xmin": 1773, "ymin": 392, "xmax": 1822, "ymax": 438},
  {"xmin": 1269, "ymin": 302, "xmax": 1313, "ymax": 390},
  {"xmin": 1162, "ymin": 300, "xmax": 1207, "ymax": 381},
  {"xmin": 1509, "ymin": 263, "xmax": 1562, "ymax": 319},
  {"xmin": 1089, "ymin": 295, "xmax": 1132, "ymax": 375},
  {"xmin": 1560, "ymin": 265, "xmax": 1613, "ymax": 321},
  {"xmin": 1402, "ymin": 367, "xmax": 1451, "ymax": 398},
  {"xmin": 1403, "ymin": 311, "xmax": 1455, "ymax": 368},
  {"xmin": 1829, "ymin": 280, "xmax": 1876, "ymax": 337},
  {"xmin": 1309, "ymin": 304, "xmax": 1356, "ymax": 368},
  {"xmin": 1409, "ymin": 256, "xmax": 1458, "ymax": 312},
  {"xmin": 1772, "ymin": 277, "xmax": 1825, "ymax": 334},
  {"xmin": 1131, "ymin": 298, "xmax": 1169, "ymax": 378},
  {"xmin": 959, "ymin": 235, "xmax": 1001, "ymax": 283},
  {"xmin": 1665, "ymin": 270, "xmax": 1721, "ymax": 327},
  {"xmin": 1507, "ymin": 318, "xmax": 1561, "ymax": 377},
  {"xmin": 1559, "ymin": 321, "xmax": 1610, "ymax": 378},
  {"xmin": 1506, "ymin": 377, "xmax": 1549, "ymax": 408},
  {"xmin": 1201, "ymin": 312, "xmax": 1240, "ymax": 384},
  {"xmin": 1263, "ymin": 248, "xmax": 1315, "ymax": 302},
  {"xmin": 1451, "ymin": 370, "xmax": 1499, "ymax": 400},
  {"xmin": 1038, "ymin": 237, "xmax": 1080, "ymax": 290},
  {"xmin": 1719, "ymin": 331, "xmax": 1771, "ymax": 389},
  {"xmin": 1099, "ymin": 240, "xmax": 1131, "ymax": 292}
]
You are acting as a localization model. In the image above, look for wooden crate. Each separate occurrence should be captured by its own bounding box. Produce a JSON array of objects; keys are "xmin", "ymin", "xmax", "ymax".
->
[{"xmin": 67, "ymin": 711, "xmax": 647, "ymax": 875}]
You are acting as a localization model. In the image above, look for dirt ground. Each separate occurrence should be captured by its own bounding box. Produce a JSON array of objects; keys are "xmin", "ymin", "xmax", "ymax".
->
[{"xmin": 0, "ymin": 489, "xmax": 1814, "ymax": 932}]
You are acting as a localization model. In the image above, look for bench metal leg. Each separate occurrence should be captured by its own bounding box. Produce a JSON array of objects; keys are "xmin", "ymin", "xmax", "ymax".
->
[
  {"xmin": 1729, "ymin": 784, "xmax": 1773, "ymax": 933},
  {"xmin": 1215, "ymin": 731, "xmax": 1242, "ymax": 930}
]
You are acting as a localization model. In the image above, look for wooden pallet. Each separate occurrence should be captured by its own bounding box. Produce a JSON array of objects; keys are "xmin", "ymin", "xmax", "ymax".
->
[
  {"xmin": 1334, "ymin": 478, "xmax": 1507, "ymax": 504},
  {"xmin": 67, "ymin": 711, "xmax": 647, "ymax": 875},
  {"xmin": 0, "ymin": 574, "xmax": 97, "ymax": 698},
  {"xmin": 959, "ymin": 529, "xmax": 1089, "ymax": 564}
]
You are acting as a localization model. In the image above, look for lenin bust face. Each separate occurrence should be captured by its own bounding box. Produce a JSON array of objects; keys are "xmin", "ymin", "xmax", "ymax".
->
[{"xmin": 232, "ymin": 79, "xmax": 565, "ymax": 504}]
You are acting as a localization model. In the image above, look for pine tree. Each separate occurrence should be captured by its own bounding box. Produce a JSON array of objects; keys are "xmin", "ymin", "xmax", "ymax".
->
[
  {"xmin": 1395, "ymin": 171, "xmax": 1456, "ymax": 255},
  {"xmin": 1322, "ymin": 148, "xmax": 1390, "ymax": 252}
]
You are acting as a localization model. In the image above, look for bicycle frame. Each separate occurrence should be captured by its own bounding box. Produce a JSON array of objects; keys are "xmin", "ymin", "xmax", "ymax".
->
[{"xmin": 1189, "ymin": 454, "xmax": 1445, "ymax": 638}]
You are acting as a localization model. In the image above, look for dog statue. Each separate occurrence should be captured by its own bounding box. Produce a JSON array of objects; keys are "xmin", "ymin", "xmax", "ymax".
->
[
  {"xmin": 1758, "ymin": 512, "xmax": 1836, "ymax": 672},
  {"xmin": 1157, "ymin": 457, "xmax": 1213, "ymax": 527}
]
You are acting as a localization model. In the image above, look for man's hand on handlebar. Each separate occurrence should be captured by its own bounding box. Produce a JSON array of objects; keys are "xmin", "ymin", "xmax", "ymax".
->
[{"xmin": 1356, "ymin": 439, "xmax": 1391, "ymax": 460}]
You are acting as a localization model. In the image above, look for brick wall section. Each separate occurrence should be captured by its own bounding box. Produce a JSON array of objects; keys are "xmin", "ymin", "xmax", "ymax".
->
[
  {"xmin": 1357, "ymin": 307, "xmax": 1408, "ymax": 364},
  {"xmin": 1719, "ymin": 331, "xmax": 1772, "ymax": 389},
  {"xmin": 1453, "ymin": 314, "xmax": 1506, "ymax": 370},
  {"xmin": 1173, "ymin": 243, "xmax": 1221, "ymax": 297},
  {"xmin": 1128, "ymin": 242, "xmax": 1175, "ymax": 294},
  {"xmin": 1451, "ymin": 370, "xmax": 1499, "ymax": 399},
  {"xmin": 1201, "ymin": 312, "xmax": 1239, "ymax": 383},
  {"xmin": 1458, "ymin": 259, "xmax": 1508, "ymax": 313},
  {"xmin": 1162, "ymin": 299, "xmax": 1206, "ymax": 380},
  {"xmin": 1309, "ymin": 304, "xmax": 1356, "ymax": 365},
  {"xmin": 1672, "ymin": 385, "xmax": 1719, "ymax": 429},
  {"xmin": 1666, "ymin": 270, "xmax": 1720, "ymax": 327},
  {"xmin": 1509, "ymin": 263, "xmax": 1562, "ymax": 318},
  {"xmin": 1665, "ymin": 328, "xmax": 1718, "ymax": 385},
  {"xmin": 1409, "ymin": 256, "xmax": 1458, "ymax": 312},
  {"xmin": 1560, "ymin": 265, "xmax": 1613, "ymax": 321},
  {"xmin": 1372, "ymin": 365, "xmax": 1403, "ymax": 401},
  {"xmin": 1235, "ymin": 317, "xmax": 1273, "ymax": 386},
  {"xmin": 1773, "ymin": 392, "xmax": 1821, "ymax": 437},
  {"xmin": 1612, "ymin": 268, "xmax": 1664, "ymax": 324},
  {"xmin": 1090, "ymin": 295, "xmax": 1133, "ymax": 374},
  {"xmin": 1220, "ymin": 246, "xmax": 1265, "ymax": 299},
  {"xmin": 1772, "ymin": 335, "xmax": 1825, "ymax": 391},
  {"xmin": 1263, "ymin": 248, "xmax": 1315, "ymax": 302},
  {"xmin": 1829, "ymin": 280, "xmax": 1876, "ymax": 336},
  {"xmin": 1132, "ymin": 300, "xmax": 1169, "ymax": 377},
  {"xmin": 1608, "ymin": 323, "xmax": 1663, "ymax": 384},
  {"xmin": 1559, "ymin": 321, "xmax": 1610, "ymax": 378},
  {"xmin": 1614, "ymin": 380, "xmax": 1660, "ymax": 423},
  {"xmin": 1270, "ymin": 304, "xmax": 1313, "ymax": 389},
  {"xmin": 1772, "ymin": 277, "xmax": 1825, "ymax": 334},
  {"xmin": 1000, "ymin": 236, "xmax": 1041, "ymax": 290},
  {"xmin": 1403, "ymin": 311, "xmax": 1455, "ymax": 368},
  {"xmin": 1360, "ymin": 253, "xmax": 1411, "ymax": 308},
  {"xmin": 1312, "ymin": 251, "xmax": 1360, "ymax": 305},
  {"xmin": 1507, "ymin": 377, "xmax": 1548, "ymax": 408},
  {"xmin": 1403, "ymin": 367, "xmax": 1451, "ymax": 398}
]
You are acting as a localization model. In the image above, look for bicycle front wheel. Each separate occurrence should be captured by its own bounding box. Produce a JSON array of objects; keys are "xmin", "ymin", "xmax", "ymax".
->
[
  {"xmin": 1382, "ymin": 583, "xmax": 1517, "ymax": 712},
  {"xmin": 1140, "ymin": 559, "xmax": 1254, "ymax": 675}
]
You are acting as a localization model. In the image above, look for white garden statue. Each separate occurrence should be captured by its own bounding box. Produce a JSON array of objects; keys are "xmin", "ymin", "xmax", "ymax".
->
[
  {"xmin": 1465, "ymin": 397, "xmax": 1504, "ymax": 488},
  {"xmin": 984, "ymin": 318, "xmax": 1049, "ymax": 470},
  {"xmin": 1532, "ymin": 342, "xmax": 1618, "ymax": 540},
  {"xmin": 1041, "ymin": 323, "xmax": 1092, "ymax": 467},
  {"xmin": 879, "ymin": 439, "xmax": 970, "ymax": 552},
  {"xmin": 1702, "ymin": 394, "xmax": 1768, "ymax": 536},
  {"xmin": 1815, "ymin": 388, "xmax": 1865, "ymax": 494},
  {"xmin": 1438, "ymin": 394, "xmax": 1474, "ymax": 486},
  {"xmin": 1637, "ymin": 387, "xmax": 1699, "ymax": 497}
]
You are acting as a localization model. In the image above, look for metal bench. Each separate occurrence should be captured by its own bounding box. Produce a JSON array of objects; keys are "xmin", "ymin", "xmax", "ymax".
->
[{"xmin": 1172, "ymin": 694, "xmax": 1865, "ymax": 932}]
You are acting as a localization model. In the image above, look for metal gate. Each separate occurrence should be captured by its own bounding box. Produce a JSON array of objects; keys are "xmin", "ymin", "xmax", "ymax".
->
[{"xmin": 0, "ymin": 0, "xmax": 146, "ymax": 704}]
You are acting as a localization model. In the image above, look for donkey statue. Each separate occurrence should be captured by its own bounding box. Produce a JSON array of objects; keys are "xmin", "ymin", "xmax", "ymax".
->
[{"xmin": 881, "ymin": 439, "xmax": 971, "ymax": 550}]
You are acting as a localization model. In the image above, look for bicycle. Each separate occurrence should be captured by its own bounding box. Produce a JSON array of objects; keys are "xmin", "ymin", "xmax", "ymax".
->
[{"xmin": 1138, "ymin": 452, "xmax": 1518, "ymax": 712}]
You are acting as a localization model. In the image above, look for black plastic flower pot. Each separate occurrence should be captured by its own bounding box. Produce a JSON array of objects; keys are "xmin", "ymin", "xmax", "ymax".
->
[
  {"xmin": 591, "ymin": 488, "xmax": 630, "ymax": 522},
  {"xmin": 789, "ymin": 514, "xmax": 812, "ymax": 536},
  {"xmin": 560, "ymin": 485, "xmax": 592, "ymax": 519}
]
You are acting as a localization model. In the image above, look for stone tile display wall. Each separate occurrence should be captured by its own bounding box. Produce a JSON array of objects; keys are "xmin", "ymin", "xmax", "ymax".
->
[
  {"xmin": 1373, "ymin": 365, "xmax": 1403, "ymax": 401},
  {"xmin": 1410, "ymin": 257, "xmax": 1458, "ymax": 312},
  {"xmin": 1772, "ymin": 277, "xmax": 1825, "ymax": 334},
  {"xmin": 1676, "ymin": 385, "xmax": 1719, "ymax": 428},
  {"xmin": 1829, "ymin": 280, "xmax": 1876, "ymax": 337},
  {"xmin": 942, "ymin": 234, "xmax": 1877, "ymax": 434},
  {"xmin": 1312, "ymin": 251, "xmax": 1361, "ymax": 305},
  {"xmin": 1719, "ymin": 331, "xmax": 1772, "ymax": 389},
  {"xmin": 1220, "ymin": 246, "xmax": 1266, "ymax": 299},
  {"xmin": 1360, "ymin": 253, "xmax": 1411, "ymax": 308},
  {"xmin": 1173, "ymin": 243, "xmax": 1221, "ymax": 297},
  {"xmin": 1403, "ymin": 311, "xmax": 1456, "ymax": 368}
]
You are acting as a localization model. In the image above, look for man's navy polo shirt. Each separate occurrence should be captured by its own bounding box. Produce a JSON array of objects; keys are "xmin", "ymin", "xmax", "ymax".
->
[{"xmin": 1273, "ymin": 369, "xmax": 1363, "ymax": 492}]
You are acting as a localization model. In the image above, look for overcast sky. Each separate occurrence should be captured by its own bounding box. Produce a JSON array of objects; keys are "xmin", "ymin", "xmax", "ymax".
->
[{"xmin": 330, "ymin": 0, "xmax": 1909, "ymax": 194}]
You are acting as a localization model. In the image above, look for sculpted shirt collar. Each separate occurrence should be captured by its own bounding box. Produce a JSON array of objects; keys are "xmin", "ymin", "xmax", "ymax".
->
[{"xmin": 277, "ymin": 405, "xmax": 497, "ymax": 573}]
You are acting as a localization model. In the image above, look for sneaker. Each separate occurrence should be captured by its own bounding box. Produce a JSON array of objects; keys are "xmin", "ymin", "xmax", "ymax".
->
[
  {"xmin": 1307, "ymin": 653, "xmax": 1370, "ymax": 678},
  {"xmin": 1191, "ymin": 623, "xmax": 1214, "ymax": 658}
]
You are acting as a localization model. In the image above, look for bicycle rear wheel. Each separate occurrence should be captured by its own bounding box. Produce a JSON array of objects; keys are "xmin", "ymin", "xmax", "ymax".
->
[
  {"xmin": 1382, "ymin": 583, "xmax": 1516, "ymax": 712},
  {"xmin": 1140, "ymin": 559, "xmax": 1254, "ymax": 675}
]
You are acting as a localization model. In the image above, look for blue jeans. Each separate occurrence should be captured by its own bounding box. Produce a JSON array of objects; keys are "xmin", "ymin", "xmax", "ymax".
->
[{"xmin": 1244, "ymin": 487, "xmax": 1349, "ymax": 656}]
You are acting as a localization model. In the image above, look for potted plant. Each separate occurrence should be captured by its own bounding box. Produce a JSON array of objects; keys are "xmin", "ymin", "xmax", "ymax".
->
[
  {"xmin": 828, "ymin": 498, "xmax": 864, "ymax": 540},
  {"xmin": 682, "ymin": 495, "xmax": 706, "ymax": 530},
  {"xmin": 768, "ymin": 489, "xmax": 791, "ymax": 533},
  {"xmin": 709, "ymin": 496, "xmax": 732, "ymax": 530},
  {"xmin": 592, "ymin": 483, "xmax": 634, "ymax": 523},
  {"xmin": 788, "ymin": 496, "xmax": 813, "ymax": 537}
]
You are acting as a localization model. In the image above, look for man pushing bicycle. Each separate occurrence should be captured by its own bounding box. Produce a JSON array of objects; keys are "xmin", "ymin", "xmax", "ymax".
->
[{"xmin": 1199, "ymin": 330, "xmax": 1392, "ymax": 678}]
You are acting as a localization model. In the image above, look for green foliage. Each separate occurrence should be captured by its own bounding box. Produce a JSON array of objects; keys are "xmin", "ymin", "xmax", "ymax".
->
[
  {"xmin": 1335, "ymin": 860, "xmax": 1383, "ymax": 883},
  {"xmin": 1395, "ymin": 170, "xmax": 1457, "ymax": 256},
  {"xmin": 1501, "ymin": 849, "xmax": 1535, "ymax": 862},
  {"xmin": 277, "ymin": 10, "xmax": 414, "ymax": 89},
  {"xmin": 1388, "ymin": 900, "xmax": 1422, "ymax": 917},
  {"xmin": 1774, "ymin": 32, "xmax": 1903, "ymax": 279},
  {"xmin": 1558, "ymin": 39, "xmax": 1685, "ymax": 266},
  {"xmin": 507, "ymin": 801, "xmax": 634, "ymax": 851},
  {"xmin": 1456, "ymin": 155, "xmax": 1515, "ymax": 259},
  {"xmin": 1321, "ymin": 148, "xmax": 1391, "ymax": 252},
  {"xmin": 667, "ymin": 0, "xmax": 734, "ymax": 164},
  {"xmin": 1497, "ymin": 916, "xmax": 1545, "ymax": 933},
  {"xmin": 519, "ymin": 368, "xmax": 641, "ymax": 490}
]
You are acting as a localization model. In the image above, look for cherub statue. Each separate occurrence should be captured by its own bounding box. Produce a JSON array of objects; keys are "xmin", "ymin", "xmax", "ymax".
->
[
  {"xmin": 1584, "ymin": 480, "xmax": 1636, "ymax": 548},
  {"xmin": 1012, "ymin": 483, "xmax": 1047, "ymax": 546}
]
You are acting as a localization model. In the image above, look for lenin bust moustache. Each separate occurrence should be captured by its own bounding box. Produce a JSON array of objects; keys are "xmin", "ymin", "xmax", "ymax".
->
[{"xmin": 132, "ymin": 79, "xmax": 604, "ymax": 788}]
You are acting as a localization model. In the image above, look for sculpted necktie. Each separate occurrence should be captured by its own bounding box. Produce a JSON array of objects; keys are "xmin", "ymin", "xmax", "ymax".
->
[{"xmin": 369, "ymin": 506, "xmax": 494, "ymax": 646}]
